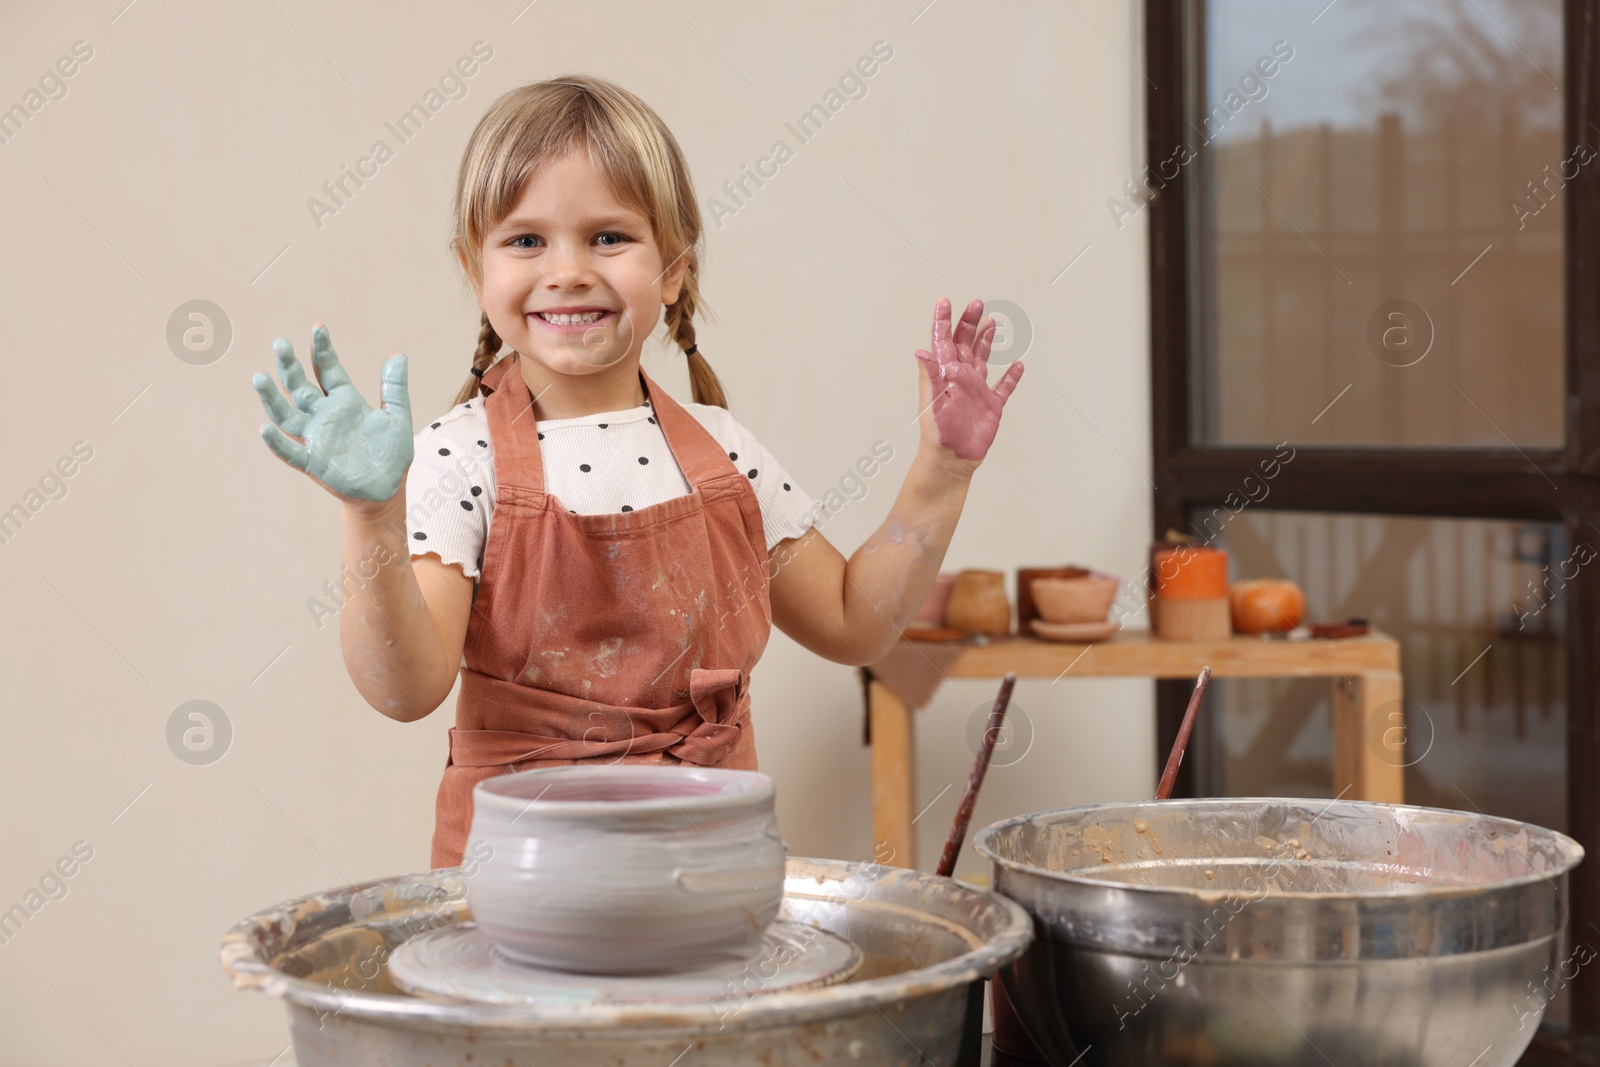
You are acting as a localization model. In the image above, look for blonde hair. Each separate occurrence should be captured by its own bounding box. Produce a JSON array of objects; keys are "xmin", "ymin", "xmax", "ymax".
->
[{"xmin": 449, "ymin": 75, "xmax": 726, "ymax": 409}]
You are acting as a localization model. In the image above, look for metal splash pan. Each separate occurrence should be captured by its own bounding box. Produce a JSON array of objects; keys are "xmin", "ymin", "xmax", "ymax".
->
[{"xmin": 220, "ymin": 855, "xmax": 1032, "ymax": 1066}]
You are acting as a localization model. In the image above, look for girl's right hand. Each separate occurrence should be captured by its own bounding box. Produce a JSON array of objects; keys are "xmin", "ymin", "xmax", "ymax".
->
[{"xmin": 252, "ymin": 325, "xmax": 414, "ymax": 506}]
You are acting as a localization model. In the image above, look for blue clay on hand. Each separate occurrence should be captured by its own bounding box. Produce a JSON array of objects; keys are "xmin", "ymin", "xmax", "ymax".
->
[{"xmin": 251, "ymin": 325, "xmax": 415, "ymax": 502}]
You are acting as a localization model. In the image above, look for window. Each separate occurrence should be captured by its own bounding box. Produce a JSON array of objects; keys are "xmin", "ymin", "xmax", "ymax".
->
[
  {"xmin": 1147, "ymin": 1, "xmax": 1598, "ymax": 1058},
  {"xmin": 1192, "ymin": 0, "xmax": 1565, "ymax": 448}
]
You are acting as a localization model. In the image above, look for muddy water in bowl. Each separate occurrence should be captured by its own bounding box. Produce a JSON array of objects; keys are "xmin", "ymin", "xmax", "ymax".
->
[
  {"xmin": 465, "ymin": 765, "xmax": 786, "ymax": 976},
  {"xmin": 978, "ymin": 798, "xmax": 1584, "ymax": 1067}
]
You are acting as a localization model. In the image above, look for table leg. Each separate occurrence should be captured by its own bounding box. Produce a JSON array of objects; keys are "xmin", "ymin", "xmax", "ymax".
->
[
  {"xmin": 869, "ymin": 679, "xmax": 915, "ymax": 869},
  {"xmin": 1331, "ymin": 669, "xmax": 1405, "ymax": 803}
]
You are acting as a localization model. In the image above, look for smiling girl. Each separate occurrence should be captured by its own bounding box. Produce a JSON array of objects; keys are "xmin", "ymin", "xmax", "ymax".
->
[{"xmin": 251, "ymin": 75, "xmax": 1024, "ymax": 867}]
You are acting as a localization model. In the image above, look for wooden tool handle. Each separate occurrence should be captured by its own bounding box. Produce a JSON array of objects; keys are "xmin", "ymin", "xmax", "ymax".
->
[
  {"xmin": 936, "ymin": 673, "xmax": 1017, "ymax": 878},
  {"xmin": 1156, "ymin": 666, "xmax": 1211, "ymax": 801}
]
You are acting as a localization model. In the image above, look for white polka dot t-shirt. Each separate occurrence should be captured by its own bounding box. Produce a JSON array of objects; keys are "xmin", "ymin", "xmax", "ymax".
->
[{"xmin": 404, "ymin": 395, "xmax": 818, "ymax": 579}]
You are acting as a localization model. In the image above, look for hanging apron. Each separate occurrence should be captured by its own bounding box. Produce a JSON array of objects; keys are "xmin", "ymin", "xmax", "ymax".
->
[{"xmin": 430, "ymin": 353, "xmax": 772, "ymax": 867}]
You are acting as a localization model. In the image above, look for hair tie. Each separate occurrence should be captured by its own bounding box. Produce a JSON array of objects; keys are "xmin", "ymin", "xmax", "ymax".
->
[
  {"xmin": 470, "ymin": 366, "xmax": 486, "ymax": 378},
  {"xmin": 683, "ymin": 343, "xmax": 698, "ymax": 357}
]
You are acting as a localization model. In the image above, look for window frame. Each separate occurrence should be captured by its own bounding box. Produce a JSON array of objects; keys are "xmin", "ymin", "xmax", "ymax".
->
[{"xmin": 1145, "ymin": 2, "xmax": 1600, "ymax": 1059}]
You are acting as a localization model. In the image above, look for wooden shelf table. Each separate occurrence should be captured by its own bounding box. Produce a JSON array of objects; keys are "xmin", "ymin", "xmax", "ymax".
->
[{"xmin": 864, "ymin": 629, "xmax": 1403, "ymax": 869}]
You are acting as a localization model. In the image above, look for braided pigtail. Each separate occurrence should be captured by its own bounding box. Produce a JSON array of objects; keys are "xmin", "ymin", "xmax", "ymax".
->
[
  {"xmin": 663, "ymin": 270, "xmax": 727, "ymax": 409},
  {"xmin": 452, "ymin": 313, "xmax": 503, "ymax": 407}
]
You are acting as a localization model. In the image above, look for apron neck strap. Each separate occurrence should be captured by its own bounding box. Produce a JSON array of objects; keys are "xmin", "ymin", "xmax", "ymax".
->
[
  {"xmin": 482, "ymin": 353, "xmax": 545, "ymax": 493},
  {"xmin": 639, "ymin": 369, "xmax": 742, "ymax": 487},
  {"xmin": 481, "ymin": 355, "xmax": 741, "ymax": 495}
]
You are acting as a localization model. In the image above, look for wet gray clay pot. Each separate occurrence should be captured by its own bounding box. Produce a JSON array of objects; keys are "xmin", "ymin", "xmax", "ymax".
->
[{"xmin": 465, "ymin": 765, "xmax": 787, "ymax": 976}]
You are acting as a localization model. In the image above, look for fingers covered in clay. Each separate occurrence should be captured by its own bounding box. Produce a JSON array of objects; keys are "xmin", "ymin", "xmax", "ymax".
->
[
  {"xmin": 992, "ymin": 360, "xmax": 1025, "ymax": 402},
  {"xmin": 379, "ymin": 353, "xmax": 411, "ymax": 419},
  {"xmin": 311, "ymin": 324, "xmax": 355, "ymax": 394},
  {"xmin": 274, "ymin": 337, "xmax": 324, "ymax": 413},
  {"xmin": 947, "ymin": 297, "xmax": 983, "ymax": 356},
  {"xmin": 252, "ymin": 369, "xmax": 307, "ymax": 438},
  {"xmin": 251, "ymin": 326, "xmax": 415, "ymax": 503},
  {"xmin": 971, "ymin": 316, "xmax": 997, "ymax": 365},
  {"xmin": 915, "ymin": 297, "xmax": 1025, "ymax": 464},
  {"xmin": 259, "ymin": 422, "xmax": 310, "ymax": 471}
]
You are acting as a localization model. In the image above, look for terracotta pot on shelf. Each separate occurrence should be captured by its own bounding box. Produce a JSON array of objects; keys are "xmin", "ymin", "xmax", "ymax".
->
[
  {"xmin": 1031, "ymin": 574, "xmax": 1120, "ymax": 624},
  {"xmin": 944, "ymin": 569, "xmax": 1012, "ymax": 635},
  {"xmin": 1015, "ymin": 566, "xmax": 1087, "ymax": 627},
  {"xmin": 1151, "ymin": 544, "xmax": 1230, "ymax": 641}
]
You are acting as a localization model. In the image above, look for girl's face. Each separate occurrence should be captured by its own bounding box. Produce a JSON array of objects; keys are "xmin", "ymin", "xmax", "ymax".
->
[{"xmin": 473, "ymin": 149, "xmax": 685, "ymax": 380}]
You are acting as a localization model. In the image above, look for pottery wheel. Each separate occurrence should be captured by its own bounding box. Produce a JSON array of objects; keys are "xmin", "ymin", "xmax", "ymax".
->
[{"xmin": 388, "ymin": 920, "xmax": 862, "ymax": 1005}]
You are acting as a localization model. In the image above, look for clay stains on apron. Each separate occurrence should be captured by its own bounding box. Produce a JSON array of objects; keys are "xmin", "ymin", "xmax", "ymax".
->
[{"xmin": 429, "ymin": 354, "xmax": 773, "ymax": 868}]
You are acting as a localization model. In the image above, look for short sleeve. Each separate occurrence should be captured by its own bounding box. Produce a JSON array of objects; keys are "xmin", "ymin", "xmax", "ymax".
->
[
  {"xmin": 688, "ymin": 405, "xmax": 819, "ymax": 550},
  {"xmin": 404, "ymin": 403, "xmax": 497, "ymax": 579}
]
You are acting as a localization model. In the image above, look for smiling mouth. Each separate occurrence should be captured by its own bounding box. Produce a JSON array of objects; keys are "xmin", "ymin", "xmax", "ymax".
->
[{"xmin": 533, "ymin": 310, "xmax": 613, "ymax": 327}]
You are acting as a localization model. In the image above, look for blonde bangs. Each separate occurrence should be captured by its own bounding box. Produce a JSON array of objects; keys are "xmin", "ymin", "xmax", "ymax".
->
[{"xmin": 452, "ymin": 77, "xmax": 694, "ymax": 285}]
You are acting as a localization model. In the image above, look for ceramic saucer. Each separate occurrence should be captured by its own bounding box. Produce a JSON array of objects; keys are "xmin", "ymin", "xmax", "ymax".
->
[
  {"xmin": 1029, "ymin": 619, "xmax": 1121, "ymax": 642},
  {"xmin": 388, "ymin": 920, "xmax": 862, "ymax": 1005}
]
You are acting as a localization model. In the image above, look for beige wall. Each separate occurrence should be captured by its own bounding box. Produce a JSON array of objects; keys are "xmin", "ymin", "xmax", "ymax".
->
[{"xmin": 0, "ymin": 2, "xmax": 1152, "ymax": 1062}]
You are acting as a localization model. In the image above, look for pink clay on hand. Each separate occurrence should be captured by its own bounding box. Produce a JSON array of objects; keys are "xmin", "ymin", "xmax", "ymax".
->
[{"xmin": 914, "ymin": 297, "xmax": 1025, "ymax": 462}]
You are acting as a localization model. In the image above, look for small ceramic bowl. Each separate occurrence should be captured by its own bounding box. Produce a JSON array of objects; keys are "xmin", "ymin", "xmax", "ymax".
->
[
  {"xmin": 465, "ymin": 765, "xmax": 787, "ymax": 976},
  {"xmin": 1031, "ymin": 573, "xmax": 1120, "ymax": 625}
]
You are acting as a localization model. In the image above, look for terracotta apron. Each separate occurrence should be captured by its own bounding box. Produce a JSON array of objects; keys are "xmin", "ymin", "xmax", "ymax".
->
[{"xmin": 430, "ymin": 353, "xmax": 772, "ymax": 867}]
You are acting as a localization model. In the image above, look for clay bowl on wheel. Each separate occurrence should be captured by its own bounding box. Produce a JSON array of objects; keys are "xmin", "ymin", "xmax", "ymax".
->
[
  {"xmin": 977, "ymin": 798, "xmax": 1584, "ymax": 1067},
  {"xmin": 466, "ymin": 765, "xmax": 787, "ymax": 976}
]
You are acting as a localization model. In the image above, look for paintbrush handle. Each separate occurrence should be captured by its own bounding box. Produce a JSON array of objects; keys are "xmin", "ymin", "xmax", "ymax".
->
[
  {"xmin": 936, "ymin": 673, "xmax": 1017, "ymax": 878},
  {"xmin": 1156, "ymin": 665, "xmax": 1211, "ymax": 801}
]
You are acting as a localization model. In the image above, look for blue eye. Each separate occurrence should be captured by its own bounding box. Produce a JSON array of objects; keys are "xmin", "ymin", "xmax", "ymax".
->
[
  {"xmin": 596, "ymin": 232, "xmax": 628, "ymax": 247},
  {"xmin": 509, "ymin": 234, "xmax": 540, "ymax": 249}
]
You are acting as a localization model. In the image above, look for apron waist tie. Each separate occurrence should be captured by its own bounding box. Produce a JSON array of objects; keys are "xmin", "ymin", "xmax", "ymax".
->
[{"xmin": 449, "ymin": 667, "xmax": 750, "ymax": 768}]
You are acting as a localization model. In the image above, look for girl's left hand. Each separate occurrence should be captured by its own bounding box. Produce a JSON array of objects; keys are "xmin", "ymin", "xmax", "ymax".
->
[{"xmin": 914, "ymin": 297, "xmax": 1026, "ymax": 467}]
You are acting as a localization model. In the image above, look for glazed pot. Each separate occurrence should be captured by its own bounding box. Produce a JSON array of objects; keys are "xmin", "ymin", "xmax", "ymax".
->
[
  {"xmin": 1151, "ymin": 544, "xmax": 1231, "ymax": 641},
  {"xmin": 945, "ymin": 569, "xmax": 1012, "ymax": 635},
  {"xmin": 465, "ymin": 765, "xmax": 787, "ymax": 976},
  {"xmin": 1030, "ymin": 574, "xmax": 1119, "ymax": 625},
  {"xmin": 1150, "ymin": 544, "xmax": 1229, "ymax": 599}
]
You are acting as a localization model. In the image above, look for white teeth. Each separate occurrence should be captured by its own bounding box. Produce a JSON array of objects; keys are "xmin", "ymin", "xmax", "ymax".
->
[{"xmin": 539, "ymin": 311, "xmax": 606, "ymax": 325}]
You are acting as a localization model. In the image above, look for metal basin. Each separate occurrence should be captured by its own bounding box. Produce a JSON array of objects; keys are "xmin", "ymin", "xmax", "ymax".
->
[
  {"xmin": 220, "ymin": 855, "xmax": 1032, "ymax": 1066},
  {"xmin": 975, "ymin": 798, "xmax": 1583, "ymax": 1067}
]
